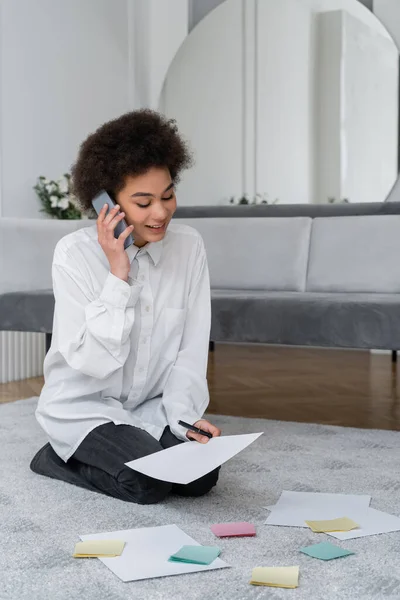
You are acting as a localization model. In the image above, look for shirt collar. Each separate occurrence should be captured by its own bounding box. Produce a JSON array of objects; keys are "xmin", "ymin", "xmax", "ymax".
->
[{"xmin": 126, "ymin": 239, "xmax": 163, "ymax": 266}]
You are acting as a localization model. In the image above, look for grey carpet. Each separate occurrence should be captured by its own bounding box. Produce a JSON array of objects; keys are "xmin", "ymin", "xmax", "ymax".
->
[{"xmin": 2, "ymin": 398, "xmax": 400, "ymax": 600}]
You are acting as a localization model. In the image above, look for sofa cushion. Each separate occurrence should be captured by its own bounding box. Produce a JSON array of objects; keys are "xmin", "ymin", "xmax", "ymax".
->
[
  {"xmin": 0, "ymin": 218, "xmax": 92, "ymax": 294},
  {"xmin": 4, "ymin": 287, "xmax": 398, "ymax": 352},
  {"xmin": 175, "ymin": 217, "xmax": 312, "ymax": 291},
  {"xmin": 210, "ymin": 289, "xmax": 400, "ymax": 349},
  {"xmin": 0, "ymin": 290, "xmax": 54, "ymax": 332},
  {"xmin": 306, "ymin": 215, "xmax": 400, "ymax": 293}
]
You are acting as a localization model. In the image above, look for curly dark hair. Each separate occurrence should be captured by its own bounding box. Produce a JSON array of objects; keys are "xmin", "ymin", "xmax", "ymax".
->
[{"xmin": 71, "ymin": 109, "xmax": 193, "ymax": 212}]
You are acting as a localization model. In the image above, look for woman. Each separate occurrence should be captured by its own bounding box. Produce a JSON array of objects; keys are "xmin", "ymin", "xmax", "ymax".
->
[{"xmin": 30, "ymin": 109, "xmax": 221, "ymax": 504}]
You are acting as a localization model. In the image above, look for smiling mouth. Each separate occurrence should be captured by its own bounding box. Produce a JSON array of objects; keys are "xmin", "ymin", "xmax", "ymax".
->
[{"xmin": 146, "ymin": 223, "xmax": 166, "ymax": 230}]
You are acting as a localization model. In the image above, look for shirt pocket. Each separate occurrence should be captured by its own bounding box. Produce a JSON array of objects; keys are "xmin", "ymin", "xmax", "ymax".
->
[{"xmin": 162, "ymin": 307, "xmax": 186, "ymax": 363}]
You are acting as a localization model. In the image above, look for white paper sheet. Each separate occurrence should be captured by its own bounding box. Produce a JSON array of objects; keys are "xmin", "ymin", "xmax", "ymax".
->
[
  {"xmin": 80, "ymin": 524, "xmax": 229, "ymax": 582},
  {"xmin": 327, "ymin": 508, "xmax": 400, "ymax": 540},
  {"xmin": 125, "ymin": 432, "xmax": 263, "ymax": 484},
  {"xmin": 264, "ymin": 491, "xmax": 371, "ymax": 527}
]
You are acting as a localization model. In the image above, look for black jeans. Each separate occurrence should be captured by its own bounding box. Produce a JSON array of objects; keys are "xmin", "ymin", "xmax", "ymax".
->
[{"xmin": 30, "ymin": 423, "xmax": 220, "ymax": 504}]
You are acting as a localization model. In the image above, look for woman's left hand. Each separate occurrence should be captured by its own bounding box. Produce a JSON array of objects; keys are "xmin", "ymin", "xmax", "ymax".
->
[{"xmin": 186, "ymin": 419, "xmax": 221, "ymax": 443}]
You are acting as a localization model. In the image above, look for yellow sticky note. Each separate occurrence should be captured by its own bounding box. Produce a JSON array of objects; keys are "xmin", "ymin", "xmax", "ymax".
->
[
  {"xmin": 305, "ymin": 517, "xmax": 358, "ymax": 533},
  {"xmin": 250, "ymin": 566, "xmax": 299, "ymax": 588},
  {"xmin": 73, "ymin": 540, "xmax": 125, "ymax": 558}
]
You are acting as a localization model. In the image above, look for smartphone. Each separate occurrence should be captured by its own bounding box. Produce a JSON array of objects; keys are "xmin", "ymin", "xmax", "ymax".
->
[{"xmin": 92, "ymin": 190, "xmax": 134, "ymax": 250}]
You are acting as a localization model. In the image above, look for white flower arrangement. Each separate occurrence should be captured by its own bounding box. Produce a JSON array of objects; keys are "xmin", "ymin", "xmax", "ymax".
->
[{"xmin": 34, "ymin": 174, "xmax": 84, "ymax": 219}]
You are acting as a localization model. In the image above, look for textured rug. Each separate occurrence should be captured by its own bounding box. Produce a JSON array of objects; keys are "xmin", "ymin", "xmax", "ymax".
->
[{"xmin": 2, "ymin": 398, "xmax": 400, "ymax": 600}]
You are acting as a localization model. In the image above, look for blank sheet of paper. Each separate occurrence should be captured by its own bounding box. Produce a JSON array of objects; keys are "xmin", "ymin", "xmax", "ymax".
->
[
  {"xmin": 327, "ymin": 508, "xmax": 400, "ymax": 540},
  {"xmin": 125, "ymin": 432, "xmax": 263, "ymax": 484},
  {"xmin": 79, "ymin": 525, "xmax": 229, "ymax": 582},
  {"xmin": 264, "ymin": 491, "xmax": 370, "ymax": 527}
]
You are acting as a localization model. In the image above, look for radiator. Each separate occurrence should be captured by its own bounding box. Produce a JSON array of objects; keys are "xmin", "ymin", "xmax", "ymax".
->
[{"xmin": 0, "ymin": 331, "xmax": 46, "ymax": 384}]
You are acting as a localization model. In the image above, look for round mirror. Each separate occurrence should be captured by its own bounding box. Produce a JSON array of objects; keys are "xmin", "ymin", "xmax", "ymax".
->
[{"xmin": 159, "ymin": 0, "xmax": 399, "ymax": 206}]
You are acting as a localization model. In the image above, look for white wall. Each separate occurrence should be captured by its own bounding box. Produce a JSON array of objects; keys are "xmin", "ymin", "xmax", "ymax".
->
[
  {"xmin": 316, "ymin": 9, "xmax": 398, "ymax": 204},
  {"xmin": 1, "ymin": 0, "xmax": 398, "ymax": 215},
  {"xmin": 257, "ymin": 0, "xmax": 395, "ymax": 205},
  {"xmin": 161, "ymin": 0, "xmax": 398, "ymax": 205},
  {"xmin": 188, "ymin": 0, "xmax": 226, "ymax": 31},
  {"xmin": 189, "ymin": 0, "xmax": 377, "ymax": 29},
  {"xmin": 131, "ymin": 0, "xmax": 188, "ymax": 109},
  {"xmin": 256, "ymin": 0, "xmax": 314, "ymax": 204},
  {"xmin": 0, "ymin": 0, "xmax": 131, "ymax": 219},
  {"xmin": 315, "ymin": 11, "xmax": 343, "ymax": 203},
  {"xmin": 374, "ymin": 0, "xmax": 400, "ymax": 203},
  {"xmin": 341, "ymin": 10, "xmax": 398, "ymax": 203},
  {"xmin": 373, "ymin": 0, "xmax": 400, "ymax": 46},
  {"xmin": 0, "ymin": 0, "xmax": 188, "ymax": 219},
  {"xmin": 159, "ymin": 0, "xmax": 243, "ymax": 206}
]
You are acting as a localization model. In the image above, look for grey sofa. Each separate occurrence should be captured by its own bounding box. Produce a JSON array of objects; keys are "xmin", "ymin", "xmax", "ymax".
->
[
  {"xmin": 1, "ymin": 203, "xmax": 400, "ymax": 364},
  {"xmin": 175, "ymin": 214, "xmax": 400, "ymax": 359},
  {"xmin": 0, "ymin": 218, "xmax": 92, "ymax": 352}
]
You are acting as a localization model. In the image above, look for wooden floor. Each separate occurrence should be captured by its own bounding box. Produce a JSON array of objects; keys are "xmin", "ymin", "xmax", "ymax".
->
[{"xmin": 1, "ymin": 344, "xmax": 400, "ymax": 431}]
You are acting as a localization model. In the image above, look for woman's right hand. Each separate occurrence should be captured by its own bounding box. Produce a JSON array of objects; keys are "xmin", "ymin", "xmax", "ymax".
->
[{"xmin": 96, "ymin": 203, "xmax": 134, "ymax": 282}]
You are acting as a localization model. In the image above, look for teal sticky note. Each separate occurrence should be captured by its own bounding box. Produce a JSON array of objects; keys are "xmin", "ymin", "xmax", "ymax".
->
[
  {"xmin": 168, "ymin": 545, "xmax": 221, "ymax": 565},
  {"xmin": 300, "ymin": 542, "xmax": 354, "ymax": 561}
]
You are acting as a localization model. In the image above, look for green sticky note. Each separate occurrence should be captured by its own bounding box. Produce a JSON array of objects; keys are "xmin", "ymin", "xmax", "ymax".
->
[
  {"xmin": 300, "ymin": 542, "xmax": 354, "ymax": 561},
  {"xmin": 168, "ymin": 545, "xmax": 221, "ymax": 565}
]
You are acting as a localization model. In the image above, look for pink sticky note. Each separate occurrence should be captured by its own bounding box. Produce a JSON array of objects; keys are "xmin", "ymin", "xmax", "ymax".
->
[{"xmin": 210, "ymin": 522, "xmax": 256, "ymax": 538}]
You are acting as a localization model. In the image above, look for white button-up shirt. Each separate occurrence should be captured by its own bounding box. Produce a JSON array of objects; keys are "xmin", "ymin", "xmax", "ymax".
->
[{"xmin": 35, "ymin": 223, "xmax": 211, "ymax": 461}]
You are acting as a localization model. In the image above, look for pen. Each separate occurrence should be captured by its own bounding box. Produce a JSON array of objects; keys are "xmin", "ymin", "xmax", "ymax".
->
[{"xmin": 178, "ymin": 420, "xmax": 213, "ymax": 439}]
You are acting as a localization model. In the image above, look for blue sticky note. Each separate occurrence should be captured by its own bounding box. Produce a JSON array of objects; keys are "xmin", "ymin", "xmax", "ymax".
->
[
  {"xmin": 300, "ymin": 542, "xmax": 354, "ymax": 561},
  {"xmin": 168, "ymin": 545, "xmax": 221, "ymax": 565}
]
